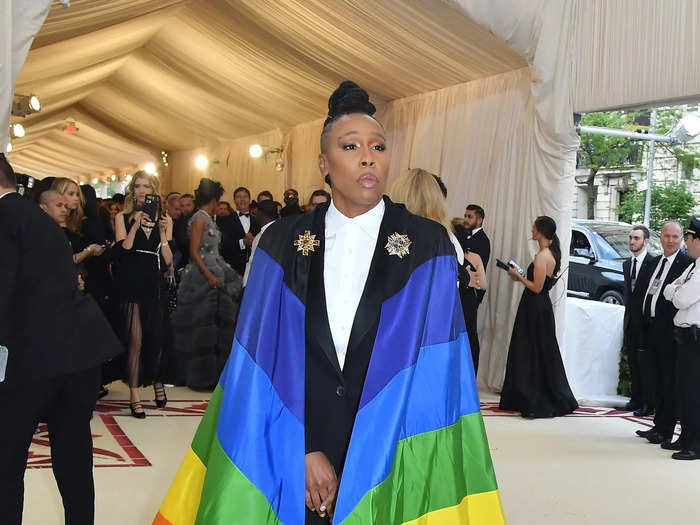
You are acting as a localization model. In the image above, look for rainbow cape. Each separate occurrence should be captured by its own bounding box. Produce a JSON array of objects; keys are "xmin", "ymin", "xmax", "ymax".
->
[{"xmin": 154, "ymin": 199, "xmax": 505, "ymax": 524}]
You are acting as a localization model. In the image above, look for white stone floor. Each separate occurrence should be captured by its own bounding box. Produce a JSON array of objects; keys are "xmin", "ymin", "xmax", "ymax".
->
[{"xmin": 23, "ymin": 385, "xmax": 700, "ymax": 525}]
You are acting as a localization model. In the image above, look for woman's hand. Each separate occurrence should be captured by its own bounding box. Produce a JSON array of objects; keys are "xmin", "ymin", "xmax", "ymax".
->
[
  {"xmin": 466, "ymin": 266, "xmax": 480, "ymax": 288},
  {"xmin": 159, "ymin": 214, "xmax": 172, "ymax": 239},
  {"xmin": 86, "ymin": 243, "xmax": 105, "ymax": 257},
  {"xmin": 130, "ymin": 211, "xmax": 145, "ymax": 229},
  {"xmin": 206, "ymin": 272, "xmax": 222, "ymax": 289},
  {"xmin": 507, "ymin": 266, "xmax": 522, "ymax": 282},
  {"xmin": 305, "ymin": 451, "xmax": 338, "ymax": 519}
]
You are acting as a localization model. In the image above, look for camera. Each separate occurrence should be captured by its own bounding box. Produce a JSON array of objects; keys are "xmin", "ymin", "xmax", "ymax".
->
[{"xmin": 16, "ymin": 173, "xmax": 35, "ymax": 196}]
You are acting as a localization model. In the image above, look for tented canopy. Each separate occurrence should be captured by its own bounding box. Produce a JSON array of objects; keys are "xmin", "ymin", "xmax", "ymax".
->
[{"xmin": 8, "ymin": 0, "xmax": 526, "ymax": 180}]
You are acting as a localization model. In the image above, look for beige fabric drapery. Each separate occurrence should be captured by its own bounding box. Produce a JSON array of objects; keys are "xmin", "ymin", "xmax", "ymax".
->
[
  {"xmin": 8, "ymin": 0, "xmax": 525, "ymax": 181},
  {"xmin": 571, "ymin": 0, "xmax": 700, "ymax": 112},
  {"xmin": 1, "ymin": 0, "xmax": 52, "ymax": 151}
]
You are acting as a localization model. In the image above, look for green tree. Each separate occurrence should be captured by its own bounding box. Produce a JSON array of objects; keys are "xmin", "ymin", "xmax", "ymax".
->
[
  {"xmin": 577, "ymin": 112, "xmax": 643, "ymax": 219},
  {"xmin": 617, "ymin": 182, "xmax": 695, "ymax": 231}
]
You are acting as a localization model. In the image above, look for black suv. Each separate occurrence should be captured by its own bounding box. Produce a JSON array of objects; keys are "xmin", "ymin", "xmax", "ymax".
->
[{"xmin": 567, "ymin": 220, "xmax": 661, "ymax": 305}]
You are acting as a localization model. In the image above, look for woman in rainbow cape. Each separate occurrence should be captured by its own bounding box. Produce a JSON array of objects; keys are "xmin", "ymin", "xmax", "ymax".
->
[{"xmin": 154, "ymin": 81, "xmax": 505, "ymax": 525}]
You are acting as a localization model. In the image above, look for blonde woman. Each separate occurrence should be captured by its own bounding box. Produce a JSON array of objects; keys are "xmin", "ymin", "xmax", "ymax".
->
[
  {"xmin": 51, "ymin": 177, "xmax": 84, "ymax": 232},
  {"xmin": 389, "ymin": 168, "xmax": 487, "ymax": 374},
  {"xmin": 389, "ymin": 168, "xmax": 486, "ymax": 287},
  {"xmin": 114, "ymin": 170, "xmax": 173, "ymax": 418}
]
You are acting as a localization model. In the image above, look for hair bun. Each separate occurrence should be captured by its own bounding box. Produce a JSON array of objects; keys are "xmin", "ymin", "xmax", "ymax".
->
[{"xmin": 327, "ymin": 80, "xmax": 376, "ymax": 120}]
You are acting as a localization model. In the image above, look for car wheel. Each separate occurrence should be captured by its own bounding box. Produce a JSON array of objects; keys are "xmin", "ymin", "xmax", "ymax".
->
[{"xmin": 600, "ymin": 290, "xmax": 624, "ymax": 305}]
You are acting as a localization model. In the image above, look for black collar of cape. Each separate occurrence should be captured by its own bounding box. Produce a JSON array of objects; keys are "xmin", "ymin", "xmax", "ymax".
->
[{"xmin": 256, "ymin": 194, "xmax": 456, "ymax": 375}]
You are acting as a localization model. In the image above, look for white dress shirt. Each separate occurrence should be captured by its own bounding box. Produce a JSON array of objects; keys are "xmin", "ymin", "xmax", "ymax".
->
[
  {"xmin": 664, "ymin": 259, "xmax": 700, "ymax": 327},
  {"xmin": 643, "ymin": 249, "xmax": 679, "ymax": 317},
  {"xmin": 629, "ymin": 248, "xmax": 647, "ymax": 290},
  {"xmin": 468, "ymin": 227, "xmax": 482, "ymax": 238},
  {"xmin": 243, "ymin": 220, "xmax": 274, "ymax": 287},
  {"xmin": 324, "ymin": 198, "xmax": 385, "ymax": 370},
  {"xmin": 237, "ymin": 211, "xmax": 251, "ymax": 250}
]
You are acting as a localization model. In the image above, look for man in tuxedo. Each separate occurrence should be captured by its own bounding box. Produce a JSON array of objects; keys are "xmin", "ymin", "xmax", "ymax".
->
[
  {"xmin": 218, "ymin": 186, "xmax": 260, "ymax": 275},
  {"xmin": 173, "ymin": 193, "xmax": 194, "ymax": 270},
  {"xmin": 456, "ymin": 204, "xmax": 490, "ymax": 374},
  {"xmin": 636, "ymin": 221, "xmax": 694, "ymax": 447},
  {"xmin": 0, "ymin": 155, "xmax": 122, "ymax": 525},
  {"xmin": 619, "ymin": 225, "xmax": 654, "ymax": 415}
]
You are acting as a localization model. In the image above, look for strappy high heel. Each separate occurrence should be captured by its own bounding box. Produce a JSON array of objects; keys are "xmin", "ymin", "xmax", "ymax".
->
[
  {"xmin": 154, "ymin": 383, "xmax": 167, "ymax": 408},
  {"xmin": 130, "ymin": 402, "xmax": 146, "ymax": 419}
]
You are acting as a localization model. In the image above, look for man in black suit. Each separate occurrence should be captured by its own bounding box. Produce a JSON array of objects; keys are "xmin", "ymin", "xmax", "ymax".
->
[
  {"xmin": 619, "ymin": 225, "xmax": 654, "ymax": 415},
  {"xmin": 636, "ymin": 221, "xmax": 694, "ymax": 446},
  {"xmin": 456, "ymin": 204, "xmax": 490, "ymax": 373},
  {"xmin": 0, "ymin": 155, "xmax": 122, "ymax": 525},
  {"xmin": 217, "ymin": 186, "xmax": 260, "ymax": 275}
]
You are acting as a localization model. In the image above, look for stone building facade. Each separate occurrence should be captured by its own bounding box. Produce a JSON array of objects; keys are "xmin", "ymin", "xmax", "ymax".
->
[{"xmin": 572, "ymin": 136, "xmax": 700, "ymax": 221}]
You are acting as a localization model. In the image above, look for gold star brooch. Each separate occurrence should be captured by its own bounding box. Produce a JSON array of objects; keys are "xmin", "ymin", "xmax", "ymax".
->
[
  {"xmin": 293, "ymin": 230, "xmax": 320, "ymax": 256},
  {"xmin": 385, "ymin": 232, "xmax": 411, "ymax": 259}
]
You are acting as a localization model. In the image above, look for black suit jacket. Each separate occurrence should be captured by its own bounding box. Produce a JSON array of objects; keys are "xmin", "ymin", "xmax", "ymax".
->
[
  {"xmin": 300, "ymin": 197, "xmax": 452, "ymax": 475},
  {"xmin": 644, "ymin": 252, "xmax": 695, "ymax": 331},
  {"xmin": 217, "ymin": 213, "xmax": 261, "ymax": 275},
  {"xmin": 622, "ymin": 253, "xmax": 653, "ymax": 349},
  {"xmin": 456, "ymin": 227, "xmax": 490, "ymax": 303},
  {"xmin": 0, "ymin": 193, "xmax": 122, "ymax": 392}
]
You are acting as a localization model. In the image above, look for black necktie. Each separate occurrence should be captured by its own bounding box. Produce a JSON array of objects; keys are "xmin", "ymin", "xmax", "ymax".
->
[
  {"xmin": 239, "ymin": 212, "xmax": 249, "ymax": 218},
  {"xmin": 631, "ymin": 257, "xmax": 638, "ymax": 290},
  {"xmin": 644, "ymin": 257, "xmax": 667, "ymax": 319}
]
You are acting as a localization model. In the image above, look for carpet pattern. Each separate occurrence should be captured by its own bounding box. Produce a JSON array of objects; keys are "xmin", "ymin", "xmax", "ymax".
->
[{"xmin": 27, "ymin": 399, "xmax": 674, "ymax": 470}]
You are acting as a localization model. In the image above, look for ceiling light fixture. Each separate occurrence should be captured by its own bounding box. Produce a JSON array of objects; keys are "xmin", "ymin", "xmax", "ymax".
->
[
  {"xmin": 144, "ymin": 162, "xmax": 156, "ymax": 174},
  {"xmin": 10, "ymin": 123, "xmax": 25, "ymax": 138},
  {"xmin": 6, "ymin": 142, "xmax": 12, "ymax": 153},
  {"xmin": 12, "ymin": 94, "xmax": 41, "ymax": 117},
  {"xmin": 125, "ymin": 174, "xmax": 132, "ymax": 182},
  {"xmin": 249, "ymin": 144, "xmax": 263, "ymax": 158},
  {"xmin": 111, "ymin": 174, "xmax": 116, "ymax": 181},
  {"xmin": 92, "ymin": 178, "xmax": 99, "ymax": 185},
  {"xmin": 195, "ymin": 155, "xmax": 209, "ymax": 170}
]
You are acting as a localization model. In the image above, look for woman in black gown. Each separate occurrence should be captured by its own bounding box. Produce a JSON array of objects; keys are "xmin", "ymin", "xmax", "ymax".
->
[
  {"xmin": 499, "ymin": 216, "xmax": 578, "ymax": 418},
  {"xmin": 114, "ymin": 170, "xmax": 173, "ymax": 418}
]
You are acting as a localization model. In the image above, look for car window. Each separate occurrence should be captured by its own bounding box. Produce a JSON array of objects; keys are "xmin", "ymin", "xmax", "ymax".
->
[
  {"xmin": 591, "ymin": 227, "xmax": 663, "ymax": 259},
  {"xmin": 591, "ymin": 230, "xmax": 622, "ymax": 259},
  {"xmin": 570, "ymin": 230, "xmax": 594, "ymax": 257}
]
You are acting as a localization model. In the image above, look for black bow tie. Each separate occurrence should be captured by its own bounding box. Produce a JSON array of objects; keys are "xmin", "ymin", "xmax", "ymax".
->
[{"xmin": 238, "ymin": 212, "xmax": 250, "ymax": 217}]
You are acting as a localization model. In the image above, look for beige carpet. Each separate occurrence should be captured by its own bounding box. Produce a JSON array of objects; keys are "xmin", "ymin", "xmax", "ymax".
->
[{"xmin": 23, "ymin": 385, "xmax": 700, "ymax": 524}]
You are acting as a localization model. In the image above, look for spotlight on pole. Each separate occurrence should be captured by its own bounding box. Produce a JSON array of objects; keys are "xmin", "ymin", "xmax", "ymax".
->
[{"xmin": 668, "ymin": 112, "xmax": 700, "ymax": 144}]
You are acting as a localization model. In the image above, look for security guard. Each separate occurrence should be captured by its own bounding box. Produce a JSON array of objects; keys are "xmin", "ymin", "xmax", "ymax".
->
[{"xmin": 663, "ymin": 217, "xmax": 700, "ymax": 460}]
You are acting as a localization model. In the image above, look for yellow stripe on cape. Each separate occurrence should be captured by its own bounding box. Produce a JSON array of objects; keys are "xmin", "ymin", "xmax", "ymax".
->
[
  {"xmin": 154, "ymin": 448, "xmax": 207, "ymax": 525},
  {"xmin": 402, "ymin": 490, "xmax": 505, "ymax": 525}
]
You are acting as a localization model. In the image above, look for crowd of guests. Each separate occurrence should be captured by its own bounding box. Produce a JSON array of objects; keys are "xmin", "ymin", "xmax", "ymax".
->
[{"xmin": 18, "ymin": 173, "xmax": 336, "ymax": 419}]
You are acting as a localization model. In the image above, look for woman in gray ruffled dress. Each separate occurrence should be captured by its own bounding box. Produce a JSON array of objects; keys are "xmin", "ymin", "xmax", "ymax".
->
[{"xmin": 173, "ymin": 178, "xmax": 242, "ymax": 389}]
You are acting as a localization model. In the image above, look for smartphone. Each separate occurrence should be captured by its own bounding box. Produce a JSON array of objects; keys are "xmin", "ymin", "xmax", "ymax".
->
[
  {"xmin": 143, "ymin": 194, "xmax": 162, "ymax": 223},
  {"xmin": 496, "ymin": 258, "xmax": 511, "ymax": 271}
]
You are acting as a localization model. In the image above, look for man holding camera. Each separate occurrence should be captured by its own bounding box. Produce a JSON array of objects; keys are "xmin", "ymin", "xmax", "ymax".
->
[{"xmin": 0, "ymin": 154, "xmax": 121, "ymax": 524}]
